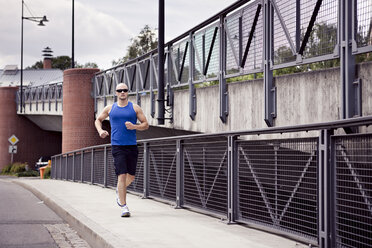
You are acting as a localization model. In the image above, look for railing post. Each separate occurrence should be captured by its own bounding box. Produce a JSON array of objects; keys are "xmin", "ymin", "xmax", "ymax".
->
[
  {"xmin": 104, "ymin": 146, "xmax": 107, "ymax": 187},
  {"xmin": 81, "ymin": 151, "xmax": 84, "ymax": 183},
  {"xmin": 227, "ymin": 135, "xmax": 237, "ymax": 223},
  {"xmin": 340, "ymin": 0, "xmax": 359, "ymax": 122},
  {"xmin": 143, "ymin": 143, "xmax": 149, "ymax": 198},
  {"xmin": 65, "ymin": 154, "xmax": 68, "ymax": 181},
  {"xmin": 150, "ymin": 54, "xmax": 155, "ymax": 118},
  {"xmin": 136, "ymin": 60, "xmax": 141, "ymax": 106},
  {"xmin": 59, "ymin": 155, "xmax": 62, "ymax": 179},
  {"xmin": 318, "ymin": 129, "xmax": 334, "ymax": 248},
  {"xmin": 176, "ymin": 139, "xmax": 184, "ymax": 208},
  {"xmin": 72, "ymin": 152, "xmax": 75, "ymax": 181},
  {"xmin": 188, "ymin": 32, "xmax": 196, "ymax": 120},
  {"xmin": 91, "ymin": 148, "xmax": 94, "ymax": 184},
  {"xmin": 263, "ymin": 0, "xmax": 276, "ymax": 127},
  {"xmin": 219, "ymin": 14, "xmax": 228, "ymax": 123}
]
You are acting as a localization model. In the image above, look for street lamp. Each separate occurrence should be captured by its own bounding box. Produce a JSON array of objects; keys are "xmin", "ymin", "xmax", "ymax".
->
[{"xmin": 20, "ymin": 0, "xmax": 48, "ymax": 113}]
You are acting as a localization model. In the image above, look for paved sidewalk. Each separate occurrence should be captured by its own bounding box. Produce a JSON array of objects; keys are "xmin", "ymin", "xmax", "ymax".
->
[{"xmin": 15, "ymin": 178, "xmax": 308, "ymax": 248}]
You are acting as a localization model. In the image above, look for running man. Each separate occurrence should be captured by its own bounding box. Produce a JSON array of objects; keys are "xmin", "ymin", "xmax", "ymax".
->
[{"xmin": 95, "ymin": 83, "xmax": 149, "ymax": 217}]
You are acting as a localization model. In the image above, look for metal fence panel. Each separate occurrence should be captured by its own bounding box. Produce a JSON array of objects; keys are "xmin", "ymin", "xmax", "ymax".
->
[
  {"xmin": 82, "ymin": 150, "xmax": 92, "ymax": 183},
  {"xmin": 106, "ymin": 146, "xmax": 117, "ymax": 188},
  {"xmin": 127, "ymin": 144, "xmax": 145, "ymax": 194},
  {"xmin": 237, "ymin": 138, "xmax": 318, "ymax": 241},
  {"xmin": 74, "ymin": 153, "xmax": 81, "ymax": 181},
  {"xmin": 148, "ymin": 142, "xmax": 177, "ymax": 202},
  {"xmin": 333, "ymin": 133, "xmax": 372, "ymax": 248},
  {"xmin": 67, "ymin": 154, "xmax": 73, "ymax": 181},
  {"xmin": 61, "ymin": 155, "xmax": 67, "ymax": 180},
  {"xmin": 356, "ymin": 1, "xmax": 372, "ymax": 49},
  {"xmin": 93, "ymin": 148, "xmax": 105, "ymax": 186},
  {"xmin": 183, "ymin": 138, "xmax": 228, "ymax": 216},
  {"xmin": 51, "ymin": 156, "xmax": 60, "ymax": 179}
]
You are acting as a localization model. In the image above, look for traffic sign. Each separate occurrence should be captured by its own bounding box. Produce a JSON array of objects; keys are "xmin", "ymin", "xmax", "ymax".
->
[
  {"xmin": 8, "ymin": 135, "xmax": 19, "ymax": 145},
  {"xmin": 9, "ymin": 145, "xmax": 17, "ymax": 154}
]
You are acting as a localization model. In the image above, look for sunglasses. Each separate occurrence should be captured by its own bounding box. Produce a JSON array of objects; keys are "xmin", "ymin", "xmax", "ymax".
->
[{"xmin": 116, "ymin": 89, "xmax": 129, "ymax": 93}]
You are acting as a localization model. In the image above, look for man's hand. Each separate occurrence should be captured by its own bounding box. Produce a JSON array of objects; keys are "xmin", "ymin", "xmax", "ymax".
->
[
  {"xmin": 125, "ymin": 121, "xmax": 136, "ymax": 130},
  {"xmin": 99, "ymin": 130, "xmax": 109, "ymax": 138}
]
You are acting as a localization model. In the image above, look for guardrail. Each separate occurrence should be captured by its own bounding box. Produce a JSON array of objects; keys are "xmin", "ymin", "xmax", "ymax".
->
[
  {"xmin": 16, "ymin": 82, "xmax": 63, "ymax": 113},
  {"xmin": 93, "ymin": 0, "xmax": 372, "ymax": 125},
  {"xmin": 52, "ymin": 116, "xmax": 372, "ymax": 248}
]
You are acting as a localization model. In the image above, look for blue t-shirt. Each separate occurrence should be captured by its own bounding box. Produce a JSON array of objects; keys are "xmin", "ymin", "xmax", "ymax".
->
[{"xmin": 109, "ymin": 102, "xmax": 137, "ymax": 145}]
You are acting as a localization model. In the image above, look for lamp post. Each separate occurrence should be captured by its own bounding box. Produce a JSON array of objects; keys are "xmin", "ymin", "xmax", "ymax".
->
[
  {"xmin": 71, "ymin": 0, "xmax": 74, "ymax": 68},
  {"xmin": 20, "ymin": 0, "xmax": 48, "ymax": 113}
]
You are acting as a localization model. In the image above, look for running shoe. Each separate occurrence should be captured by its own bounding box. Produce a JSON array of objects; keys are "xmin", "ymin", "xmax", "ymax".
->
[{"xmin": 121, "ymin": 205, "xmax": 130, "ymax": 217}]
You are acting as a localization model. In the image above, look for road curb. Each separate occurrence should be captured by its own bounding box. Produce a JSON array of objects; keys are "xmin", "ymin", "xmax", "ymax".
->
[{"xmin": 14, "ymin": 180, "xmax": 122, "ymax": 248}]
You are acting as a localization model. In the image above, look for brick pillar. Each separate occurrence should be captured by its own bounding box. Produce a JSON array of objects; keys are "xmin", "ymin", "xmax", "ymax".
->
[
  {"xmin": 0, "ymin": 87, "xmax": 61, "ymax": 170},
  {"xmin": 62, "ymin": 68, "xmax": 107, "ymax": 153}
]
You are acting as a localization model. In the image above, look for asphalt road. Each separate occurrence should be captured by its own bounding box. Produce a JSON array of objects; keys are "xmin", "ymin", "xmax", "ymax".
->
[{"xmin": 0, "ymin": 176, "xmax": 90, "ymax": 248}]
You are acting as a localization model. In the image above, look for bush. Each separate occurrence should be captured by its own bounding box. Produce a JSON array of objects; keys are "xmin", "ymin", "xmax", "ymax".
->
[
  {"xmin": 1, "ymin": 164, "xmax": 12, "ymax": 174},
  {"xmin": 16, "ymin": 170, "xmax": 39, "ymax": 177},
  {"xmin": 10, "ymin": 162, "xmax": 26, "ymax": 174},
  {"xmin": 43, "ymin": 167, "xmax": 51, "ymax": 179}
]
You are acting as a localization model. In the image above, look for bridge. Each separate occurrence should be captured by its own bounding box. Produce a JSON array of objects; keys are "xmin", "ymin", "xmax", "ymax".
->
[
  {"xmin": 15, "ymin": 0, "xmax": 372, "ymax": 135},
  {"xmin": 1, "ymin": 1, "xmax": 372, "ymax": 247}
]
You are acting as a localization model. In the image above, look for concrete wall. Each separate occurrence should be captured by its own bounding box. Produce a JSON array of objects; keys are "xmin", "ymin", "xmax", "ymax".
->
[
  {"xmin": 117, "ymin": 61, "xmax": 372, "ymax": 134},
  {"xmin": 0, "ymin": 87, "xmax": 61, "ymax": 170}
]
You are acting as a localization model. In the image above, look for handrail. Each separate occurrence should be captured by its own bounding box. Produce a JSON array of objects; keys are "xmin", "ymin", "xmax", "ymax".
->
[{"xmin": 52, "ymin": 115, "xmax": 372, "ymax": 157}]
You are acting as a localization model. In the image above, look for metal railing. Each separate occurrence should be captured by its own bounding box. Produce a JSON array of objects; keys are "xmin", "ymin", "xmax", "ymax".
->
[
  {"xmin": 52, "ymin": 116, "xmax": 372, "ymax": 247},
  {"xmin": 16, "ymin": 82, "xmax": 63, "ymax": 112},
  {"xmin": 93, "ymin": 0, "xmax": 372, "ymax": 125}
]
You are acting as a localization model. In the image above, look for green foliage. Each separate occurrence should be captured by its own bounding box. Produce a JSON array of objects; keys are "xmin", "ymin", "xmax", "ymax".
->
[
  {"xmin": 16, "ymin": 170, "xmax": 39, "ymax": 177},
  {"xmin": 1, "ymin": 164, "xmax": 12, "ymax": 174},
  {"xmin": 9, "ymin": 162, "xmax": 26, "ymax": 174},
  {"xmin": 76, "ymin": 62, "xmax": 99, "ymax": 69},
  {"xmin": 113, "ymin": 25, "xmax": 158, "ymax": 66},
  {"xmin": 1, "ymin": 162, "xmax": 38, "ymax": 177},
  {"xmin": 43, "ymin": 167, "xmax": 51, "ymax": 179},
  {"xmin": 26, "ymin": 56, "xmax": 98, "ymax": 70}
]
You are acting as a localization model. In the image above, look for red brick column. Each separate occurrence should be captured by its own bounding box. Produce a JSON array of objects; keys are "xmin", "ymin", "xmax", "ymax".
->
[
  {"xmin": 62, "ymin": 68, "xmax": 107, "ymax": 153},
  {"xmin": 0, "ymin": 87, "xmax": 61, "ymax": 170}
]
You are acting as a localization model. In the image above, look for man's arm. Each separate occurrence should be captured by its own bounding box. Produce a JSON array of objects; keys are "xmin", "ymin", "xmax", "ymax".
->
[
  {"xmin": 95, "ymin": 105, "xmax": 111, "ymax": 138},
  {"xmin": 125, "ymin": 104, "xmax": 149, "ymax": 131}
]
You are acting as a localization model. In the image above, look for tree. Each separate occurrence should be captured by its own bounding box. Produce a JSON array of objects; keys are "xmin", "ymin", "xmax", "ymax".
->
[
  {"xmin": 26, "ymin": 56, "xmax": 98, "ymax": 70},
  {"xmin": 112, "ymin": 25, "xmax": 158, "ymax": 66},
  {"xmin": 76, "ymin": 62, "xmax": 99, "ymax": 69}
]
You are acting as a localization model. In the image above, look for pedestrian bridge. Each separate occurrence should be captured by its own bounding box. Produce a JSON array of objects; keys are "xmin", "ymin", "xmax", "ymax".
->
[{"xmin": 17, "ymin": 0, "xmax": 372, "ymax": 135}]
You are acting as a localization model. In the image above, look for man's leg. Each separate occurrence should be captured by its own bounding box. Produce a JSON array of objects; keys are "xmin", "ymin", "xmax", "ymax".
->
[
  {"xmin": 117, "ymin": 173, "xmax": 127, "ymax": 206},
  {"xmin": 126, "ymin": 174, "xmax": 135, "ymax": 186},
  {"xmin": 117, "ymin": 173, "xmax": 135, "ymax": 206}
]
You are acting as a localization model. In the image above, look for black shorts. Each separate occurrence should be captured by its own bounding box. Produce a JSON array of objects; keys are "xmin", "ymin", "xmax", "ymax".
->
[{"xmin": 111, "ymin": 145, "xmax": 138, "ymax": 176}]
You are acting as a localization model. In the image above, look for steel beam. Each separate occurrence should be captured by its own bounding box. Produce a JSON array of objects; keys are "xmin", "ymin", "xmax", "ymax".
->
[
  {"xmin": 150, "ymin": 55, "xmax": 155, "ymax": 118},
  {"xmin": 318, "ymin": 129, "xmax": 334, "ymax": 248},
  {"xmin": 227, "ymin": 135, "xmax": 237, "ymax": 223},
  {"xmin": 157, "ymin": 0, "xmax": 165, "ymax": 125},
  {"xmin": 219, "ymin": 15, "xmax": 228, "ymax": 123},
  {"xmin": 263, "ymin": 0, "xmax": 276, "ymax": 127},
  {"xmin": 143, "ymin": 143, "xmax": 149, "ymax": 198},
  {"xmin": 136, "ymin": 61, "xmax": 141, "ymax": 106},
  {"xmin": 176, "ymin": 140, "xmax": 184, "ymax": 208},
  {"xmin": 340, "ymin": 0, "xmax": 359, "ymax": 121},
  {"xmin": 189, "ymin": 32, "xmax": 196, "ymax": 120}
]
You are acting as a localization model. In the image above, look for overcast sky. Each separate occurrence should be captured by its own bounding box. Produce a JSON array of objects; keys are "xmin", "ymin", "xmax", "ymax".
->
[{"xmin": 0, "ymin": 0, "xmax": 238, "ymax": 70}]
